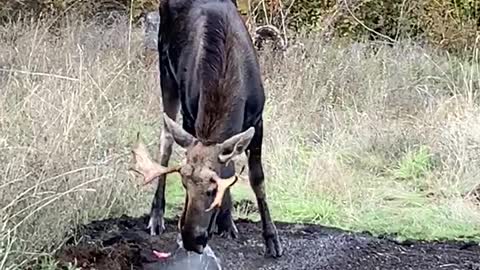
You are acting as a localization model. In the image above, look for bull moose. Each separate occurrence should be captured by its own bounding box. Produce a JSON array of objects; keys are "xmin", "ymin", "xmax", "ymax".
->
[{"xmin": 131, "ymin": 0, "xmax": 283, "ymax": 258}]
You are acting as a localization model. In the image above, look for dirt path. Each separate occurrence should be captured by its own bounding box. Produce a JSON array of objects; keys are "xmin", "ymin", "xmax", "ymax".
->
[{"xmin": 54, "ymin": 215, "xmax": 480, "ymax": 270}]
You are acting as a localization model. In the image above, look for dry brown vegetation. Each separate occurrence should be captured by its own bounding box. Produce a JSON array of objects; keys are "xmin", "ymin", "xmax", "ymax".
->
[{"xmin": 1, "ymin": 13, "xmax": 480, "ymax": 269}]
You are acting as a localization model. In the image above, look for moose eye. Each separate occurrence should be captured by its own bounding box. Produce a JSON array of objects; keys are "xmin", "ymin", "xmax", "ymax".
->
[{"xmin": 206, "ymin": 186, "xmax": 217, "ymax": 197}]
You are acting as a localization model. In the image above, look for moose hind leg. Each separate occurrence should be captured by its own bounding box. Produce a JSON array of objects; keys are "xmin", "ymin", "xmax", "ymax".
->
[
  {"xmin": 247, "ymin": 121, "xmax": 283, "ymax": 257},
  {"xmin": 149, "ymin": 85, "xmax": 179, "ymax": 235}
]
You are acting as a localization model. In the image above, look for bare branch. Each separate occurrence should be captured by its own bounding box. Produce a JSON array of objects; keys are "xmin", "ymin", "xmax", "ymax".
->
[{"xmin": 253, "ymin": 24, "xmax": 287, "ymax": 51}]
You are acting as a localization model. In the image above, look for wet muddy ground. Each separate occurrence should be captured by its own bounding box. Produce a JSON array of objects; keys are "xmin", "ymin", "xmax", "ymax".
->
[{"xmin": 53, "ymin": 214, "xmax": 480, "ymax": 270}]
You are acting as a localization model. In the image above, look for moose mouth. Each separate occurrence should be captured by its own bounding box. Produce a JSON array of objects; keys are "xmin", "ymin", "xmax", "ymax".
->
[
  {"xmin": 192, "ymin": 245, "xmax": 205, "ymax": 254},
  {"xmin": 183, "ymin": 233, "xmax": 207, "ymax": 254},
  {"xmin": 174, "ymin": 233, "xmax": 223, "ymax": 270}
]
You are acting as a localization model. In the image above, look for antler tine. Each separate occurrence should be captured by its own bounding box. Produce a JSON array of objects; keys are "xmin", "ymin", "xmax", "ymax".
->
[
  {"xmin": 129, "ymin": 134, "xmax": 182, "ymax": 185},
  {"xmin": 205, "ymin": 167, "xmax": 247, "ymax": 212}
]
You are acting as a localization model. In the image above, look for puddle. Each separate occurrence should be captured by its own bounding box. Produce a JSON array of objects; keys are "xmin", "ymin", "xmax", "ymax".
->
[{"xmin": 146, "ymin": 234, "xmax": 222, "ymax": 270}]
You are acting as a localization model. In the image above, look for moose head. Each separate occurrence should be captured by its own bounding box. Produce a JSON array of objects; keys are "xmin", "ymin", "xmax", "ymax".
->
[{"xmin": 131, "ymin": 114, "xmax": 254, "ymax": 253}]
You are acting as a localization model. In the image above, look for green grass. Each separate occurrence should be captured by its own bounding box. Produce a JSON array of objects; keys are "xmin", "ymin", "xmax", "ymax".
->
[
  {"xmin": 1, "ymin": 16, "xmax": 480, "ymax": 269},
  {"xmin": 391, "ymin": 146, "xmax": 434, "ymax": 181},
  {"xmin": 240, "ymin": 143, "xmax": 480, "ymax": 241}
]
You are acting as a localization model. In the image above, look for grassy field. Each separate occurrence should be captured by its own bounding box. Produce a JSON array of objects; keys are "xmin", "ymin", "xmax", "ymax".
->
[{"xmin": 1, "ymin": 15, "xmax": 480, "ymax": 268}]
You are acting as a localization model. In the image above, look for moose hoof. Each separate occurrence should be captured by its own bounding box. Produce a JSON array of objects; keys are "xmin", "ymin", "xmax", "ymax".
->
[
  {"xmin": 219, "ymin": 223, "xmax": 239, "ymax": 239},
  {"xmin": 265, "ymin": 234, "xmax": 283, "ymax": 258},
  {"xmin": 148, "ymin": 213, "xmax": 166, "ymax": 236},
  {"xmin": 216, "ymin": 218, "xmax": 239, "ymax": 239}
]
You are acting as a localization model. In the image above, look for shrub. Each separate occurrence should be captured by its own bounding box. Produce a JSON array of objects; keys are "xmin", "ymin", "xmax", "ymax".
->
[
  {"xmin": 1, "ymin": 0, "xmax": 478, "ymax": 55},
  {"xmin": 247, "ymin": 0, "xmax": 479, "ymax": 54}
]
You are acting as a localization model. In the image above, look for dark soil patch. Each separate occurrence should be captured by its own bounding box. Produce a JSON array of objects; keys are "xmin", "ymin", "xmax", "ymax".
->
[{"xmin": 53, "ymin": 215, "xmax": 480, "ymax": 270}]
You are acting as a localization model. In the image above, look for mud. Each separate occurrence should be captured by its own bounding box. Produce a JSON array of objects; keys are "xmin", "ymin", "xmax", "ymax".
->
[{"xmin": 53, "ymin": 215, "xmax": 480, "ymax": 270}]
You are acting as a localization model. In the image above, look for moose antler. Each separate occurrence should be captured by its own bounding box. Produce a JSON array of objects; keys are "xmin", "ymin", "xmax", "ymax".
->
[
  {"xmin": 130, "ymin": 133, "xmax": 181, "ymax": 185},
  {"xmin": 205, "ymin": 166, "xmax": 246, "ymax": 212}
]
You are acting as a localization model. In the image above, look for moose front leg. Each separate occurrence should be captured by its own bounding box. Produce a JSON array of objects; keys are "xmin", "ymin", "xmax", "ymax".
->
[
  {"xmin": 215, "ymin": 189, "xmax": 239, "ymax": 238},
  {"xmin": 149, "ymin": 72, "xmax": 179, "ymax": 235},
  {"xmin": 247, "ymin": 121, "xmax": 283, "ymax": 258},
  {"xmin": 215, "ymin": 162, "xmax": 239, "ymax": 239},
  {"xmin": 149, "ymin": 121, "xmax": 176, "ymax": 235}
]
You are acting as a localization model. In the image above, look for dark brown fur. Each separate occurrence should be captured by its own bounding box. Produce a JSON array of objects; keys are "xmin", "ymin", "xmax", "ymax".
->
[{"xmin": 195, "ymin": 9, "xmax": 242, "ymax": 143}]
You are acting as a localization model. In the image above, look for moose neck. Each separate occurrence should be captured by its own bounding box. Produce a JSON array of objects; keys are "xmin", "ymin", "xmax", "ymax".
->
[{"xmin": 193, "ymin": 5, "xmax": 245, "ymax": 144}]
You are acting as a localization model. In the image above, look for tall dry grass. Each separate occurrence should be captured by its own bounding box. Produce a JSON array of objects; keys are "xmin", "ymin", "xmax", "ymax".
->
[
  {"xmin": 1, "ymin": 15, "xmax": 480, "ymax": 268},
  {"xmin": 0, "ymin": 15, "xmax": 161, "ymax": 268},
  {"xmin": 261, "ymin": 39, "xmax": 480, "ymax": 236}
]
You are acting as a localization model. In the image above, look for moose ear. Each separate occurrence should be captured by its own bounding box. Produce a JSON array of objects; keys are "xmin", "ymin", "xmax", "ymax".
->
[
  {"xmin": 163, "ymin": 113, "xmax": 195, "ymax": 148},
  {"xmin": 218, "ymin": 127, "xmax": 255, "ymax": 163}
]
